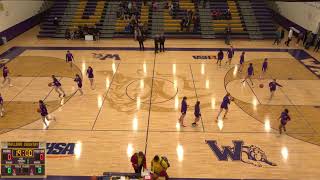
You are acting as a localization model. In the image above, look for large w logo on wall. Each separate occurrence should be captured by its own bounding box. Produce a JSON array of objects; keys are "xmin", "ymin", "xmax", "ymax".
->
[{"xmin": 206, "ymin": 140, "xmax": 277, "ymax": 167}]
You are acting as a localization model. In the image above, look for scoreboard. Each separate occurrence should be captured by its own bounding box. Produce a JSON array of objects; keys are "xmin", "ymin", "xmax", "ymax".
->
[{"xmin": 1, "ymin": 142, "xmax": 46, "ymax": 178}]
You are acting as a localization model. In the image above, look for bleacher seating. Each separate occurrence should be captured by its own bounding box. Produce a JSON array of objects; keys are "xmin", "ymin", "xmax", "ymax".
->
[{"xmin": 38, "ymin": 0, "xmax": 277, "ymax": 40}]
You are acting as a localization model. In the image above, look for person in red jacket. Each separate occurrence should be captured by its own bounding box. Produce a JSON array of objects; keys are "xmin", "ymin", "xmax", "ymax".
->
[{"xmin": 130, "ymin": 151, "xmax": 147, "ymax": 174}]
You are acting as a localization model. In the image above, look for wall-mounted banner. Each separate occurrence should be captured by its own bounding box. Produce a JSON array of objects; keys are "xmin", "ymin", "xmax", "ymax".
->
[
  {"xmin": 206, "ymin": 140, "xmax": 277, "ymax": 167},
  {"xmin": 92, "ymin": 53, "xmax": 121, "ymax": 60}
]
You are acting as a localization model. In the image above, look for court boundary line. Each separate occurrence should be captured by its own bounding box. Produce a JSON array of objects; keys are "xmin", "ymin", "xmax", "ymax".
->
[
  {"xmin": 189, "ymin": 64, "xmax": 205, "ymax": 132},
  {"xmin": 91, "ymin": 63, "xmax": 121, "ymax": 130}
]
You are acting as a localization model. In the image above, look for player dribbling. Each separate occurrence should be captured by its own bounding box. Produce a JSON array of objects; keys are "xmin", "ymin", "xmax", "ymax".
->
[{"xmin": 51, "ymin": 75, "xmax": 66, "ymax": 98}]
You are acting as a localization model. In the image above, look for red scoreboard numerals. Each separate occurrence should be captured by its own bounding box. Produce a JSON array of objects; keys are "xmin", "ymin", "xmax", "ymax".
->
[
  {"xmin": 7, "ymin": 153, "xmax": 12, "ymax": 160},
  {"xmin": 40, "ymin": 153, "xmax": 44, "ymax": 161}
]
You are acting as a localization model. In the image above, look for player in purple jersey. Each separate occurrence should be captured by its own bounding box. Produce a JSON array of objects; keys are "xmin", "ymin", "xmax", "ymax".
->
[
  {"xmin": 269, "ymin": 79, "xmax": 282, "ymax": 100},
  {"xmin": 86, "ymin": 66, "xmax": 95, "ymax": 89},
  {"xmin": 74, "ymin": 74, "xmax": 83, "ymax": 95},
  {"xmin": 192, "ymin": 101, "xmax": 201, "ymax": 127},
  {"xmin": 0, "ymin": 93, "xmax": 4, "ymax": 117},
  {"xmin": 66, "ymin": 50, "xmax": 74, "ymax": 68},
  {"xmin": 238, "ymin": 52, "xmax": 245, "ymax": 73},
  {"xmin": 179, "ymin": 96, "xmax": 188, "ymax": 127},
  {"xmin": 278, "ymin": 109, "xmax": 291, "ymax": 134},
  {"xmin": 216, "ymin": 49, "xmax": 224, "ymax": 66},
  {"xmin": 2, "ymin": 65, "xmax": 12, "ymax": 87},
  {"xmin": 241, "ymin": 63, "xmax": 254, "ymax": 86},
  {"xmin": 38, "ymin": 100, "xmax": 56, "ymax": 129},
  {"xmin": 216, "ymin": 93, "xmax": 232, "ymax": 120},
  {"xmin": 51, "ymin": 75, "xmax": 66, "ymax": 98},
  {"xmin": 226, "ymin": 46, "xmax": 235, "ymax": 65},
  {"xmin": 260, "ymin": 58, "xmax": 268, "ymax": 79}
]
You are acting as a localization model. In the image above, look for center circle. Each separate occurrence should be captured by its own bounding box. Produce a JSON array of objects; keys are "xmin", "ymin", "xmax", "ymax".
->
[{"xmin": 126, "ymin": 77, "xmax": 178, "ymax": 104}]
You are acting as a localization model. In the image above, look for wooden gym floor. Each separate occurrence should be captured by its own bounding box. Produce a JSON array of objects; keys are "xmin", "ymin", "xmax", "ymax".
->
[{"xmin": 0, "ymin": 27, "xmax": 320, "ymax": 179}]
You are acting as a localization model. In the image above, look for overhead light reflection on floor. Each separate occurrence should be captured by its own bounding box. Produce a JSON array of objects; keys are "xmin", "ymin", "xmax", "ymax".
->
[
  {"xmin": 112, "ymin": 63, "xmax": 116, "ymax": 74},
  {"xmin": 176, "ymin": 144, "xmax": 184, "ymax": 162},
  {"xmin": 281, "ymin": 146, "xmax": 289, "ymax": 161},
  {"xmin": 233, "ymin": 65, "xmax": 238, "ymax": 77},
  {"xmin": 264, "ymin": 118, "xmax": 271, "ymax": 132},
  {"xmin": 133, "ymin": 115, "xmax": 138, "ymax": 131},
  {"xmin": 143, "ymin": 63, "xmax": 147, "ymax": 74},
  {"xmin": 217, "ymin": 119, "xmax": 224, "ymax": 131},
  {"xmin": 106, "ymin": 77, "xmax": 110, "ymax": 89},
  {"xmin": 211, "ymin": 97, "xmax": 216, "ymax": 109},
  {"xmin": 206, "ymin": 79, "xmax": 210, "ymax": 89},
  {"xmin": 201, "ymin": 63, "xmax": 205, "ymax": 75},
  {"xmin": 75, "ymin": 141, "xmax": 82, "ymax": 160},
  {"xmin": 127, "ymin": 143, "xmax": 134, "ymax": 158},
  {"xmin": 140, "ymin": 79, "xmax": 144, "ymax": 89},
  {"xmin": 173, "ymin": 64, "xmax": 176, "ymax": 75},
  {"xmin": 176, "ymin": 122, "xmax": 181, "ymax": 131},
  {"xmin": 97, "ymin": 95, "xmax": 103, "ymax": 108},
  {"xmin": 175, "ymin": 96, "xmax": 179, "ymax": 110}
]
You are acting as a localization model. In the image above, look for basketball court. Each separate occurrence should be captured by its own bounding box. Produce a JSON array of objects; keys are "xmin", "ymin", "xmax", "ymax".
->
[{"xmin": 0, "ymin": 27, "xmax": 320, "ymax": 179}]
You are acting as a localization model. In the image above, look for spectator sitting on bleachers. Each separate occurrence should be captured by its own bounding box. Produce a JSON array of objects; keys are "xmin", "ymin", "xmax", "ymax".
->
[
  {"xmin": 226, "ymin": 8, "xmax": 231, "ymax": 20},
  {"xmin": 53, "ymin": 17, "xmax": 59, "ymax": 27},
  {"xmin": 212, "ymin": 9, "xmax": 220, "ymax": 20},
  {"xmin": 180, "ymin": 18, "xmax": 186, "ymax": 31},
  {"xmin": 193, "ymin": 15, "xmax": 200, "ymax": 32},
  {"xmin": 65, "ymin": 28, "xmax": 70, "ymax": 40},
  {"xmin": 169, "ymin": 2, "xmax": 173, "ymax": 16}
]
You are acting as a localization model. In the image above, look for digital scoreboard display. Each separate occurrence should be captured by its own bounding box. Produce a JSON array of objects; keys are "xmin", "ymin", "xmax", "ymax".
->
[{"xmin": 1, "ymin": 142, "xmax": 46, "ymax": 178}]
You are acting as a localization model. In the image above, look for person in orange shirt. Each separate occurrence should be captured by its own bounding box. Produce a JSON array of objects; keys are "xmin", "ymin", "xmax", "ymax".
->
[{"xmin": 130, "ymin": 151, "xmax": 146, "ymax": 174}]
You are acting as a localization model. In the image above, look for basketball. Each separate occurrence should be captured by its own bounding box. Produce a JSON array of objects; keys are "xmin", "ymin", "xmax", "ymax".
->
[
  {"xmin": 48, "ymin": 83, "xmax": 53, "ymax": 87},
  {"xmin": 37, "ymin": 108, "xmax": 41, "ymax": 113},
  {"xmin": 259, "ymin": 84, "xmax": 264, "ymax": 88}
]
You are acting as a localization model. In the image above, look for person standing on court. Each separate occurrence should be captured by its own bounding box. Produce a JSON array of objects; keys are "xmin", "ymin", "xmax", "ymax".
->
[
  {"xmin": 273, "ymin": 30, "xmax": 281, "ymax": 45},
  {"xmin": 51, "ymin": 75, "xmax": 66, "ymax": 98},
  {"xmin": 280, "ymin": 28, "xmax": 285, "ymax": 43},
  {"xmin": 216, "ymin": 93, "xmax": 232, "ymax": 120},
  {"xmin": 313, "ymin": 36, "xmax": 320, "ymax": 52},
  {"xmin": 179, "ymin": 96, "xmax": 188, "ymax": 127},
  {"xmin": 279, "ymin": 109, "xmax": 291, "ymax": 134},
  {"xmin": 159, "ymin": 33, "xmax": 166, "ymax": 52},
  {"xmin": 66, "ymin": 50, "xmax": 74, "ymax": 68},
  {"xmin": 74, "ymin": 74, "xmax": 83, "ymax": 95},
  {"xmin": 238, "ymin": 51, "xmax": 245, "ymax": 73},
  {"xmin": 260, "ymin": 58, "xmax": 268, "ymax": 79},
  {"xmin": 216, "ymin": 49, "xmax": 224, "ymax": 66},
  {"xmin": 86, "ymin": 66, "xmax": 95, "ymax": 90},
  {"xmin": 2, "ymin": 65, "xmax": 12, "ymax": 87},
  {"xmin": 226, "ymin": 46, "xmax": 234, "ymax": 65},
  {"xmin": 192, "ymin": 101, "xmax": 201, "ymax": 127},
  {"xmin": 154, "ymin": 34, "xmax": 159, "ymax": 54},
  {"xmin": 225, "ymin": 25, "xmax": 231, "ymax": 45},
  {"xmin": 130, "ymin": 151, "xmax": 147, "ymax": 174},
  {"xmin": 0, "ymin": 93, "xmax": 4, "ymax": 117},
  {"xmin": 284, "ymin": 28, "xmax": 293, "ymax": 46},
  {"xmin": 269, "ymin": 79, "xmax": 282, "ymax": 100},
  {"xmin": 137, "ymin": 34, "xmax": 145, "ymax": 51},
  {"xmin": 241, "ymin": 63, "xmax": 254, "ymax": 86},
  {"xmin": 38, "ymin": 100, "xmax": 56, "ymax": 129}
]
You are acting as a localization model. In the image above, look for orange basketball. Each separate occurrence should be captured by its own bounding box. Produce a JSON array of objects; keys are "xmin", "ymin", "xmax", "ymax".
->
[
  {"xmin": 37, "ymin": 108, "xmax": 41, "ymax": 113},
  {"xmin": 259, "ymin": 84, "xmax": 264, "ymax": 88},
  {"xmin": 48, "ymin": 83, "xmax": 52, "ymax": 87}
]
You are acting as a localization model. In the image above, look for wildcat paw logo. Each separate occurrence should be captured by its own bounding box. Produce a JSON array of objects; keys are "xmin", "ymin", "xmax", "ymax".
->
[
  {"xmin": 92, "ymin": 53, "xmax": 120, "ymax": 60},
  {"xmin": 206, "ymin": 140, "xmax": 277, "ymax": 167}
]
